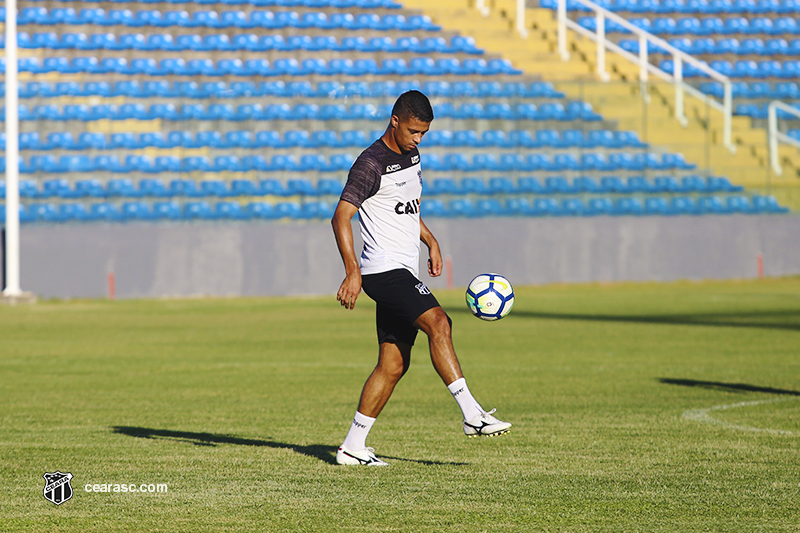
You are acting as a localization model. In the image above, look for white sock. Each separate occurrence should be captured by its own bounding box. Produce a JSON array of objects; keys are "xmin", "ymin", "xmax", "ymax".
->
[
  {"xmin": 447, "ymin": 378, "xmax": 484, "ymax": 421},
  {"xmin": 342, "ymin": 411, "xmax": 376, "ymax": 451}
]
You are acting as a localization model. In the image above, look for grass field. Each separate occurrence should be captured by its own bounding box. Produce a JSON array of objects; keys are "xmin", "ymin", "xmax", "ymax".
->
[{"xmin": 1, "ymin": 277, "xmax": 799, "ymax": 532}]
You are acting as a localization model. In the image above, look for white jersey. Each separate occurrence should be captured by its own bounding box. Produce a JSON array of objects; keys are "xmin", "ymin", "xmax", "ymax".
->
[{"xmin": 340, "ymin": 139, "xmax": 423, "ymax": 277}]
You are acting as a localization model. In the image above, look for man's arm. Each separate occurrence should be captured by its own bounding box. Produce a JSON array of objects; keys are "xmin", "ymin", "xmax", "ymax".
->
[
  {"xmin": 331, "ymin": 200, "xmax": 362, "ymax": 309},
  {"xmin": 420, "ymin": 217, "xmax": 442, "ymax": 277}
]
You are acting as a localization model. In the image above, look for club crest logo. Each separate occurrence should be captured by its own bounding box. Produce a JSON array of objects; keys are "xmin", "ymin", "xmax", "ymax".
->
[
  {"xmin": 415, "ymin": 282, "xmax": 431, "ymax": 295},
  {"xmin": 43, "ymin": 471, "xmax": 73, "ymax": 506}
]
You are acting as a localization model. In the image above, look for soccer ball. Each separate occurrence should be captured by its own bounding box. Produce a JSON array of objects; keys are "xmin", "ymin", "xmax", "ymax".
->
[{"xmin": 465, "ymin": 273, "xmax": 515, "ymax": 321}]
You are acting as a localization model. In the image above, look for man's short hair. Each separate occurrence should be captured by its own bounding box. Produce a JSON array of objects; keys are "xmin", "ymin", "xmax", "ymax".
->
[{"xmin": 391, "ymin": 90, "xmax": 434, "ymax": 123}]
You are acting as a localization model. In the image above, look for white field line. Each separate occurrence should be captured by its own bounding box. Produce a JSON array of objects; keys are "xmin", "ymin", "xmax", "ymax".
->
[{"xmin": 682, "ymin": 397, "xmax": 799, "ymax": 435}]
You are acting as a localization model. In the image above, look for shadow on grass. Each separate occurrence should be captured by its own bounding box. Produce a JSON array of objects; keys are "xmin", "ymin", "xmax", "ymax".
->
[
  {"xmin": 111, "ymin": 427, "xmax": 465, "ymax": 466},
  {"xmin": 658, "ymin": 378, "xmax": 800, "ymax": 396},
  {"xmin": 447, "ymin": 307, "xmax": 800, "ymax": 332}
]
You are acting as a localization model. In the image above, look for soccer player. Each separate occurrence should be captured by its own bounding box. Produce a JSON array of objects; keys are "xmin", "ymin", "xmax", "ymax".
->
[{"xmin": 331, "ymin": 90, "xmax": 512, "ymax": 466}]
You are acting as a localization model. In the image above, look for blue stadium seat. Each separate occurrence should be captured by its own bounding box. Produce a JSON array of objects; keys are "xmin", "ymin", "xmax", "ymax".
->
[
  {"xmin": 421, "ymin": 199, "xmax": 447, "ymax": 217},
  {"xmin": 725, "ymin": 195, "xmax": 753, "ymax": 214},
  {"xmin": 558, "ymin": 198, "xmax": 584, "ymax": 217},
  {"xmin": 447, "ymin": 199, "xmax": 480, "ymax": 218},
  {"xmin": 167, "ymin": 179, "xmax": 200, "ymax": 197},
  {"xmin": 57, "ymin": 203, "xmax": 93, "ymax": 222},
  {"xmin": 574, "ymin": 176, "xmax": 601, "ymax": 193},
  {"xmin": 459, "ymin": 178, "xmax": 488, "ymax": 194},
  {"xmin": 139, "ymin": 178, "xmax": 170, "ymax": 197},
  {"xmin": 514, "ymin": 177, "xmax": 543, "ymax": 194},
  {"xmin": 40, "ymin": 178, "xmax": 71, "ymax": 199},
  {"xmin": 298, "ymin": 154, "xmax": 324, "ymax": 172},
  {"xmin": 613, "ymin": 198, "xmax": 644, "ymax": 216},
  {"xmin": 426, "ymin": 178, "xmax": 458, "ymax": 196},
  {"xmin": 499, "ymin": 197, "xmax": 528, "ymax": 216},
  {"xmin": 317, "ymin": 179, "xmax": 344, "ymax": 196},
  {"xmin": 59, "ymin": 155, "xmax": 94, "ymax": 173},
  {"xmin": 215, "ymin": 201, "xmax": 251, "ymax": 220},
  {"xmin": 27, "ymin": 203, "xmax": 58, "ymax": 222},
  {"xmin": 751, "ymin": 195, "xmax": 789, "ymax": 213},
  {"xmin": 553, "ymin": 154, "xmax": 581, "ymax": 172},
  {"xmin": 297, "ymin": 201, "xmax": 334, "ymax": 219},
  {"xmin": 530, "ymin": 198, "xmax": 561, "ymax": 217},
  {"xmin": 488, "ymin": 177, "xmax": 517, "ymax": 194},
  {"xmin": 669, "ymin": 196, "xmax": 697, "ymax": 215},
  {"xmin": 481, "ymin": 130, "xmax": 512, "ymax": 148},
  {"xmin": 697, "ymin": 195, "xmax": 730, "ymax": 214},
  {"xmin": 286, "ymin": 178, "xmax": 317, "ymax": 196},
  {"xmin": 124, "ymin": 201, "xmax": 159, "ymax": 221},
  {"xmin": 19, "ymin": 7, "xmax": 46, "ymax": 25},
  {"xmin": 198, "ymin": 180, "xmax": 227, "ymax": 197},
  {"xmin": 584, "ymin": 197, "xmax": 614, "ymax": 216},
  {"xmin": 707, "ymin": 176, "xmax": 744, "ymax": 192},
  {"xmin": 581, "ymin": 153, "xmax": 610, "ymax": 171},
  {"xmin": 545, "ymin": 176, "xmax": 578, "ymax": 194},
  {"xmin": 246, "ymin": 202, "xmax": 278, "ymax": 219},
  {"xmin": 90, "ymin": 202, "xmax": 123, "ymax": 221},
  {"xmin": 598, "ymin": 176, "xmax": 628, "ymax": 194},
  {"xmin": 73, "ymin": 179, "xmax": 105, "ymax": 198},
  {"xmin": 152, "ymin": 201, "xmax": 181, "ymax": 220},
  {"xmin": 473, "ymin": 199, "xmax": 506, "ymax": 217},
  {"xmin": 184, "ymin": 201, "xmax": 215, "ymax": 220},
  {"xmin": 153, "ymin": 148, "xmax": 180, "ymax": 169},
  {"xmin": 226, "ymin": 179, "xmax": 255, "ymax": 197},
  {"xmin": 644, "ymin": 197, "xmax": 672, "ymax": 216},
  {"xmin": 259, "ymin": 179, "xmax": 287, "ymax": 197},
  {"xmin": 152, "ymin": 104, "xmax": 182, "ymax": 121},
  {"xmin": 274, "ymin": 202, "xmax": 301, "ymax": 219},
  {"xmin": 182, "ymin": 156, "xmax": 211, "ymax": 172}
]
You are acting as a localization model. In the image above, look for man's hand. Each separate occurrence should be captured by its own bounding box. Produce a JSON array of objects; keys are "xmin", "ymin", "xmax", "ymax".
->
[
  {"xmin": 420, "ymin": 217, "xmax": 442, "ymax": 278},
  {"xmin": 428, "ymin": 244, "xmax": 443, "ymax": 277},
  {"xmin": 337, "ymin": 272, "xmax": 362, "ymax": 310},
  {"xmin": 332, "ymin": 200, "xmax": 362, "ymax": 310}
]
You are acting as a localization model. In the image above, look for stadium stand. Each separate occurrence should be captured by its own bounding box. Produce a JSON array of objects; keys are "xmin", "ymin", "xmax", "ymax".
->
[
  {"xmin": 0, "ymin": 0, "xmax": 791, "ymax": 222},
  {"xmin": 542, "ymin": 1, "xmax": 800, "ymax": 124}
]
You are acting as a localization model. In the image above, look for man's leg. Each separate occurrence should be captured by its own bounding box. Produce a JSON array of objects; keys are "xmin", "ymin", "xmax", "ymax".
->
[
  {"xmin": 415, "ymin": 306, "xmax": 512, "ymax": 437},
  {"xmin": 357, "ymin": 341, "xmax": 412, "ymax": 418},
  {"xmin": 414, "ymin": 306, "xmax": 463, "ymax": 386},
  {"xmin": 337, "ymin": 342, "xmax": 411, "ymax": 465}
]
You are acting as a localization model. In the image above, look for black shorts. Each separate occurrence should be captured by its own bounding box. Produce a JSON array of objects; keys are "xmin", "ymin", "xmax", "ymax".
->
[{"xmin": 361, "ymin": 268, "xmax": 441, "ymax": 346}]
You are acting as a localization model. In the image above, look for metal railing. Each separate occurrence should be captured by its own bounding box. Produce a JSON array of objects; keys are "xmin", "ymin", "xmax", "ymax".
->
[
  {"xmin": 556, "ymin": 0, "xmax": 735, "ymax": 153},
  {"xmin": 768, "ymin": 101, "xmax": 800, "ymax": 178},
  {"xmin": 470, "ymin": 0, "xmax": 734, "ymax": 153}
]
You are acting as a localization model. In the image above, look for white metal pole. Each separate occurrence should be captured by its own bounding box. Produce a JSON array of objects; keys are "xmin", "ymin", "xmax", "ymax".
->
[
  {"xmin": 639, "ymin": 34, "xmax": 650, "ymax": 103},
  {"xmin": 558, "ymin": 0, "xmax": 570, "ymax": 60},
  {"xmin": 638, "ymin": 34, "xmax": 648, "ymax": 84},
  {"xmin": 723, "ymin": 80, "xmax": 735, "ymax": 153},
  {"xmin": 596, "ymin": 12, "xmax": 610, "ymax": 81},
  {"xmin": 768, "ymin": 102, "xmax": 782, "ymax": 177},
  {"xmin": 516, "ymin": 0, "xmax": 528, "ymax": 38},
  {"xmin": 674, "ymin": 55, "xmax": 687, "ymax": 126},
  {"xmin": 4, "ymin": 0, "xmax": 22, "ymax": 297}
]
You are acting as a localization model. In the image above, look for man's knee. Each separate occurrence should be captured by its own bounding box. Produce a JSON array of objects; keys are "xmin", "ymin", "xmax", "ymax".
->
[
  {"xmin": 417, "ymin": 307, "xmax": 452, "ymax": 337},
  {"xmin": 378, "ymin": 361, "xmax": 405, "ymax": 382},
  {"xmin": 377, "ymin": 343, "xmax": 411, "ymax": 381}
]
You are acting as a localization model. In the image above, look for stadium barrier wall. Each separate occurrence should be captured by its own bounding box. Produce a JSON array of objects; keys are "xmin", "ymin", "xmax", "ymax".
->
[{"xmin": 16, "ymin": 215, "xmax": 800, "ymax": 300}]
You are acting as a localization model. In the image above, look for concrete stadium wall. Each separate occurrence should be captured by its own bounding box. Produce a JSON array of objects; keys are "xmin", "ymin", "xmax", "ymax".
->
[{"xmin": 7, "ymin": 215, "xmax": 800, "ymax": 300}]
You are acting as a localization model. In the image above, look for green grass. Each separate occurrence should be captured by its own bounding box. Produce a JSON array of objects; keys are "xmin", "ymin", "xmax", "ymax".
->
[{"xmin": 1, "ymin": 278, "xmax": 799, "ymax": 532}]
